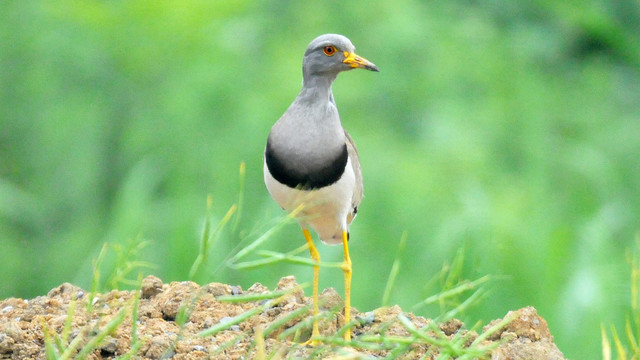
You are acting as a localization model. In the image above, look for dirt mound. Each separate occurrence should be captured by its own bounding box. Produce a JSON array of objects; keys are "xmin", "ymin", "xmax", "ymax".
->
[{"xmin": 0, "ymin": 276, "xmax": 565, "ymax": 359}]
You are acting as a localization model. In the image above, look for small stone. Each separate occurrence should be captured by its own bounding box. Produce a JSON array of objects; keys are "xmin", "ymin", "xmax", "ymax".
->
[
  {"xmin": 439, "ymin": 318, "xmax": 463, "ymax": 335},
  {"xmin": 1, "ymin": 306, "xmax": 13, "ymax": 314},
  {"xmin": 493, "ymin": 337, "xmax": 565, "ymax": 360},
  {"xmin": 0, "ymin": 333, "xmax": 15, "ymax": 354},
  {"xmin": 318, "ymin": 288, "xmax": 343, "ymax": 310},
  {"xmin": 156, "ymin": 281, "xmax": 200, "ymax": 320},
  {"xmin": 2, "ymin": 321, "xmax": 24, "ymax": 341},
  {"xmin": 246, "ymin": 283, "xmax": 268, "ymax": 294},
  {"xmin": 219, "ymin": 317, "xmax": 241, "ymax": 331},
  {"xmin": 219, "ymin": 316, "xmax": 233, "ymax": 323},
  {"xmin": 275, "ymin": 276, "xmax": 304, "ymax": 304},
  {"xmin": 204, "ymin": 283, "xmax": 233, "ymax": 297},
  {"xmin": 372, "ymin": 305, "xmax": 403, "ymax": 323},
  {"xmin": 145, "ymin": 335, "xmax": 173, "ymax": 358},
  {"xmin": 495, "ymin": 307, "xmax": 552, "ymax": 341},
  {"xmin": 356, "ymin": 311, "xmax": 375, "ymax": 325},
  {"xmin": 47, "ymin": 283, "xmax": 84, "ymax": 300},
  {"xmin": 275, "ymin": 276, "xmax": 299, "ymax": 291},
  {"xmin": 141, "ymin": 275, "xmax": 164, "ymax": 298},
  {"xmin": 231, "ymin": 286, "xmax": 242, "ymax": 295},
  {"xmin": 100, "ymin": 336, "xmax": 118, "ymax": 354},
  {"xmin": 193, "ymin": 345, "xmax": 206, "ymax": 352}
]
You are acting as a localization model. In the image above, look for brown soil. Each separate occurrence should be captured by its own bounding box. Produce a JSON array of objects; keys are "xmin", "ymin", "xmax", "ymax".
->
[{"xmin": 0, "ymin": 275, "xmax": 565, "ymax": 359}]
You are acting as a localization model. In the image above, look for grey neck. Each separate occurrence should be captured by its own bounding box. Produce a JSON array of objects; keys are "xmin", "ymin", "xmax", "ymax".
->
[{"xmin": 301, "ymin": 71, "xmax": 338, "ymax": 104}]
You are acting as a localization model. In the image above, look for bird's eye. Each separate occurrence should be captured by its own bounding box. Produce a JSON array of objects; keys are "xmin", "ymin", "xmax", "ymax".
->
[{"xmin": 323, "ymin": 45, "xmax": 337, "ymax": 56}]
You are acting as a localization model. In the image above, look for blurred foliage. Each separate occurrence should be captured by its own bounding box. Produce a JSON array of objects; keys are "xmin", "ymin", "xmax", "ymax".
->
[{"xmin": 1, "ymin": 1, "xmax": 639, "ymax": 358}]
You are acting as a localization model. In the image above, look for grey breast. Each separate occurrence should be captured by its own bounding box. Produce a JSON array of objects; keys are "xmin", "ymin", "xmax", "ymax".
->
[{"xmin": 265, "ymin": 98, "xmax": 348, "ymax": 190}]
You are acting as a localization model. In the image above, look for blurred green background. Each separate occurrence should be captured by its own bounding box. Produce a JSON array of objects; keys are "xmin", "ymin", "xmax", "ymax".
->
[{"xmin": 1, "ymin": 0, "xmax": 639, "ymax": 358}]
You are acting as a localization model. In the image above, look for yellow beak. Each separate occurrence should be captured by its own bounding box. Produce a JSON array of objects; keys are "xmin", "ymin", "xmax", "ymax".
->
[{"xmin": 343, "ymin": 51, "xmax": 379, "ymax": 72}]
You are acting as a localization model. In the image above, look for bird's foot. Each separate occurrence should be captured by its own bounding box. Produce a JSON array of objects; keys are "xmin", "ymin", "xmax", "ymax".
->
[
  {"xmin": 301, "ymin": 338, "xmax": 322, "ymax": 347},
  {"xmin": 343, "ymin": 330, "xmax": 351, "ymax": 342},
  {"xmin": 301, "ymin": 326, "xmax": 322, "ymax": 346}
]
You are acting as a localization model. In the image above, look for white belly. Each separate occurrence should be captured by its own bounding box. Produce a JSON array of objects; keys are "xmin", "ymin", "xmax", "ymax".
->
[{"xmin": 264, "ymin": 157, "xmax": 356, "ymax": 245}]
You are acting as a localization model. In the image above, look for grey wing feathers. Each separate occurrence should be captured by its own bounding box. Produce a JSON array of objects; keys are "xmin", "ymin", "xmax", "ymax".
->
[{"xmin": 344, "ymin": 129, "xmax": 363, "ymax": 225}]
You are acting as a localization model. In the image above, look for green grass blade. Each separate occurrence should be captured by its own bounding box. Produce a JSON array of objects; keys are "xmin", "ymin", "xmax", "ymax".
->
[
  {"xmin": 610, "ymin": 324, "xmax": 627, "ymax": 360},
  {"xmin": 43, "ymin": 322, "xmax": 60, "ymax": 360},
  {"xmin": 439, "ymin": 286, "xmax": 490, "ymax": 321},
  {"xmin": 201, "ymin": 286, "xmax": 304, "ymax": 337},
  {"xmin": 262, "ymin": 305, "xmax": 311, "ymax": 338},
  {"xmin": 382, "ymin": 231, "xmax": 407, "ymax": 306},
  {"xmin": 277, "ymin": 310, "xmax": 336, "ymax": 341},
  {"xmin": 602, "ymin": 324, "xmax": 612, "ymax": 360},
  {"xmin": 229, "ymin": 204, "xmax": 304, "ymax": 264},
  {"xmin": 115, "ymin": 341, "xmax": 143, "ymax": 360},
  {"xmin": 413, "ymin": 275, "xmax": 491, "ymax": 312},
  {"xmin": 189, "ymin": 199, "xmax": 237, "ymax": 281},
  {"xmin": 625, "ymin": 317, "xmax": 638, "ymax": 353},
  {"xmin": 216, "ymin": 287, "xmax": 308, "ymax": 303},
  {"xmin": 199, "ymin": 306, "xmax": 264, "ymax": 337},
  {"xmin": 232, "ymin": 161, "xmax": 245, "ymax": 233},
  {"xmin": 59, "ymin": 332, "xmax": 86, "ymax": 360},
  {"xmin": 131, "ymin": 278, "xmax": 142, "ymax": 346},
  {"xmin": 61, "ymin": 299, "xmax": 76, "ymax": 344},
  {"xmin": 188, "ymin": 195, "xmax": 213, "ymax": 281},
  {"xmin": 397, "ymin": 314, "xmax": 449, "ymax": 348},
  {"xmin": 76, "ymin": 305, "xmax": 129, "ymax": 359},
  {"xmin": 232, "ymin": 242, "xmax": 342, "ymax": 270},
  {"xmin": 470, "ymin": 311, "xmax": 515, "ymax": 346},
  {"xmin": 88, "ymin": 243, "xmax": 108, "ymax": 312},
  {"xmin": 211, "ymin": 334, "xmax": 247, "ymax": 356}
]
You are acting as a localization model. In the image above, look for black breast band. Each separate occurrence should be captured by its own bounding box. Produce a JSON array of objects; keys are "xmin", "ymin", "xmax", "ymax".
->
[{"xmin": 265, "ymin": 140, "xmax": 348, "ymax": 190}]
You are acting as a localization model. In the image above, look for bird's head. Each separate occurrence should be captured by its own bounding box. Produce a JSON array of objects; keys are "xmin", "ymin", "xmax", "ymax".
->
[{"xmin": 302, "ymin": 34, "xmax": 379, "ymax": 80}]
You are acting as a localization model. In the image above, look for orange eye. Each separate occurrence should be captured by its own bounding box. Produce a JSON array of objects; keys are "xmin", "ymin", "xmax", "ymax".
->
[{"xmin": 323, "ymin": 45, "xmax": 337, "ymax": 56}]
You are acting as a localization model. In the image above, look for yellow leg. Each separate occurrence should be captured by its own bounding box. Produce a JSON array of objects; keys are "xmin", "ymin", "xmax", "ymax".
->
[
  {"xmin": 303, "ymin": 228, "xmax": 321, "ymax": 344},
  {"xmin": 342, "ymin": 230, "xmax": 352, "ymax": 341}
]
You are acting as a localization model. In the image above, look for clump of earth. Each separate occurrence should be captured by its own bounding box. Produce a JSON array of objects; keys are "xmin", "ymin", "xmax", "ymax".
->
[{"xmin": 0, "ymin": 275, "xmax": 565, "ymax": 359}]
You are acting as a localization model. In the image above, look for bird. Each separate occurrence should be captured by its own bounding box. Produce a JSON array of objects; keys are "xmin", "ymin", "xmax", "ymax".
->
[{"xmin": 263, "ymin": 33, "xmax": 379, "ymax": 343}]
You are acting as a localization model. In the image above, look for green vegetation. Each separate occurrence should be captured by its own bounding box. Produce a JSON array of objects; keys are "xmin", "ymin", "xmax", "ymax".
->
[
  {"xmin": 1, "ymin": 1, "xmax": 639, "ymax": 358},
  {"xmin": 44, "ymin": 261, "xmax": 143, "ymax": 360},
  {"xmin": 40, "ymin": 236, "xmax": 496, "ymax": 359},
  {"xmin": 602, "ymin": 240, "xmax": 640, "ymax": 360}
]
